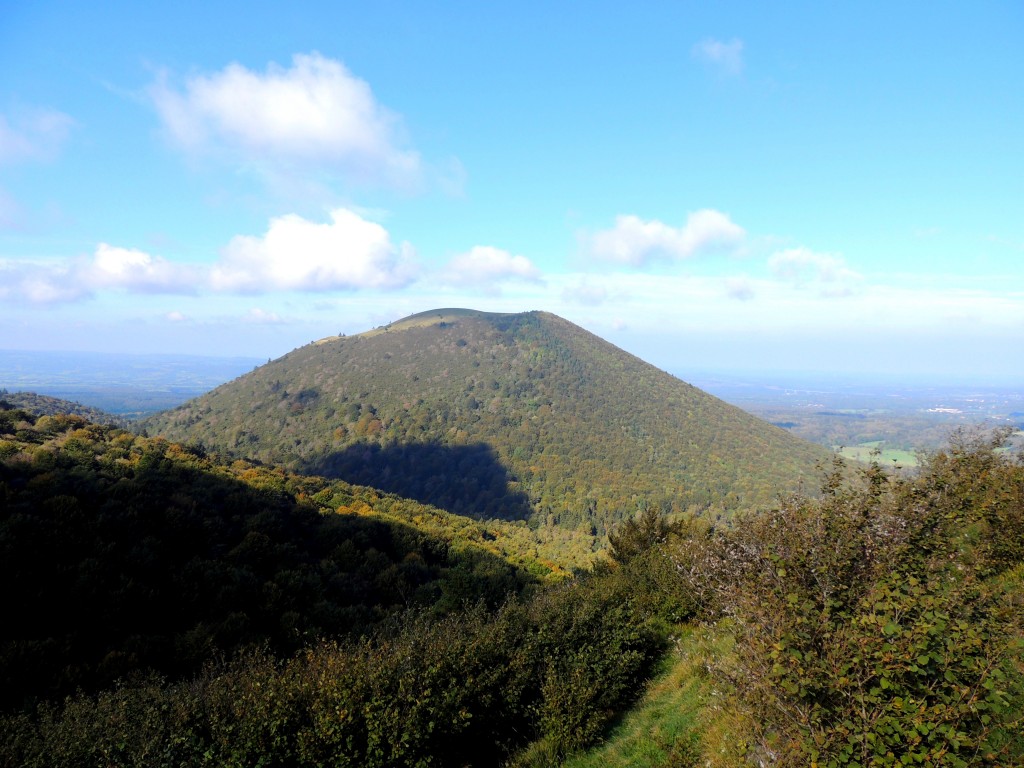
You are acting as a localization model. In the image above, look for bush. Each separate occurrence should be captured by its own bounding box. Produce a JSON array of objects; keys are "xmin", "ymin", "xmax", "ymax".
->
[
  {"xmin": 694, "ymin": 433, "xmax": 1024, "ymax": 766},
  {"xmin": 1, "ymin": 562, "xmax": 676, "ymax": 767}
]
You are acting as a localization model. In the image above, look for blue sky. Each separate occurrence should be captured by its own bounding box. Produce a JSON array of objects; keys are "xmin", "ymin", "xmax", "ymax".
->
[{"xmin": 1, "ymin": 1, "xmax": 1021, "ymax": 381}]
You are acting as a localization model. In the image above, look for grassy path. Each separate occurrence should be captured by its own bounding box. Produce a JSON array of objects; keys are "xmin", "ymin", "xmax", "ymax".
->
[{"xmin": 559, "ymin": 626, "xmax": 723, "ymax": 768}]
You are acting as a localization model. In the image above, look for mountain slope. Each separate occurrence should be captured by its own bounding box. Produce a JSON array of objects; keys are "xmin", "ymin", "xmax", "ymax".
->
[
  {"xmin": 0, "ymin": 389, "xmax": 125, "ymax": 425},
  {"xmin": 144, "ymin": 309, "xmax": 831, "ymax": 534},
  {"xmin": 0, "ymin": 404, "xmax": 579, "ymax": 710}
]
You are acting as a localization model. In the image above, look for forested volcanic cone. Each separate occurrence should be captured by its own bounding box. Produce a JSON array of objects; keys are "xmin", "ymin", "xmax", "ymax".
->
[{"xmin": 144, "ymin": 309, "xmax": 830, "ymax": 536}]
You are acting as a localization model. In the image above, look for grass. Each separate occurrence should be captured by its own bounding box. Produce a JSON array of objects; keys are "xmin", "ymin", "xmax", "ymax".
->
[
  {"xmin": 556, "ymin": 626, "xmax": 724, "ymax": 768},
  {"xmin": 837, "ymin": 442, "xmax": 920, "ymax": 467}
]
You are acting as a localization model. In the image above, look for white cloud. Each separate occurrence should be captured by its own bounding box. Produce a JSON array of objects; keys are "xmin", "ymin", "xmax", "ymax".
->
[
  {"xmin": 166, "ymin": 311, "xmax": 188, "ymax": 322},
  {"xmin": 768, "ymin": 247, "xmax": 863, "ymax": 296},
  {"xmin": 86, "ymin": 243, "xmax": 198, "ymax": 293},
  {"xmin": 0, "ymin": 107, "xmax": 75, "ymax": 165},
  {"xmin": 0, "ymin": 208, "xmax": 415, "ymax": 305},
  {"xmin": 211, "ymin": 208, "xmax": 416, "ymax": 293},
  {"xmin": 0, "ymin": 260, "xmax": 88, "ymax": 304},
  {"xmin": 441, "ymin": 246, "xmax": 543, "ymax": 294},
  {"xmin": 0, "ymin": 244, "xmax": 197, "ymax": 305},
  {"xmin": 586, "ymin": 209, "xmax": 745, "ymax": 266},
  {"xmin": 692, "ymin": 38, "xmax": 744, "ymax": 77},
  {"xmin": 150, "ymin": 52, "xmax": 419, "ymax": 185}
]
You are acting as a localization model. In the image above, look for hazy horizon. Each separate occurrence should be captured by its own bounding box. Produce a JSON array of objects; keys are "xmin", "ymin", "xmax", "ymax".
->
[{"xmin": 2, "ymin": 342, "xmax": 1020, "ymax": 393}]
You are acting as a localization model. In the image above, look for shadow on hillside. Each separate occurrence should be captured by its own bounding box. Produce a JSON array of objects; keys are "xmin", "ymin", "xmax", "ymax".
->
[
  {"xmin": 0, "ymin": 431, "xmax": 534, "ymax": 712},
  {"xmin": 302, "ymin": 441, "xmax": 533, "ymax": 522}
]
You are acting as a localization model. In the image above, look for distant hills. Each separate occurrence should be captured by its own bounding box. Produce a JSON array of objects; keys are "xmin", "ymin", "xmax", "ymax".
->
[
  {"xmin": 144, "ymin": 309, "xmax": 831, "ymax": 535},
  {"xmin": 0, "ymin": 350, "xmax": 262, "ymax": 416},
  {"xmin": 0, "ymin": 389, "xmax": 125, "ymax": 426}
]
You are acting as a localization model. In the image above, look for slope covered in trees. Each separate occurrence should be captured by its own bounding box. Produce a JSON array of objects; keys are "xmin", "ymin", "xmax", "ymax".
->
[
  {"xmin": 144, "ymin": 309, "xmax": 830, "ymax": 536},
  {"xmin": 0, "ymin": 405, "xmax": 592, "ymax": 713},
  {"xmin": 3, "ymin": 398, "xmax": 1021, "ymax": 766},
  {"xmin": 0, "ymin": 408, "xmax": 683, "ymax": 767},
  {"xmin": 0, "ymin": 390, "xmax": 125, "ymax": 426}
]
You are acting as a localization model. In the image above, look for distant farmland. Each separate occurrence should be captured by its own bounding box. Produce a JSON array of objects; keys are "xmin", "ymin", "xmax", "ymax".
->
[{"xmin": 837, "ymin": 441, "xmax": 920, "ymax": 467}]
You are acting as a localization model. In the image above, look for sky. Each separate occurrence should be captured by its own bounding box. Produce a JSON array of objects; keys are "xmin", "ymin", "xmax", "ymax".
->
[{"xmin": 1, "ymin": 1, "xmax": 1022, "ymax": 383}]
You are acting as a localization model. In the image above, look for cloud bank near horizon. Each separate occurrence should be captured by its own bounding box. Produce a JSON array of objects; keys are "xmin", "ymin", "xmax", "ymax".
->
[{"xmin": 0, "ymin": 208, "xmax": 416, "ymax": 303}]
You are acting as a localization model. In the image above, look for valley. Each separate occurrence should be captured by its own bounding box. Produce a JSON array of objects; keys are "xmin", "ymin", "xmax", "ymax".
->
[{"xmin": 686, "ymin": 371, "xmax": 1024, "ymax": 465}]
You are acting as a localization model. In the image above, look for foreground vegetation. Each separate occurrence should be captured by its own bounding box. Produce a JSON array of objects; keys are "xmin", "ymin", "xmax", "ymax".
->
[
  {"xmin": 1, "ymin": 404, "xmax": 679, "ymax": 766},
  {"xmin": 1, "ymin": 574, "xmax": 676, "ymax": 768},
  {"xmin": 643, "ymin": 429, "xmax": 1024, "ymax": 766},
  {"xmin": 3, "ymin": 395, "xmax": 1022, "ymax": 766},
  {"xmin": 0, "ymin": 405, "xmax": 599, "ymax": 713}
]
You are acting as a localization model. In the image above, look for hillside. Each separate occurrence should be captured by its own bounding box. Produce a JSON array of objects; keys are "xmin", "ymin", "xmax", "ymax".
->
[
  {"xmin": 0, "ymin": 389, "xmax": 125, "ymax": 426},
  {"xmin": 1, "ymin": 404, "xmax": 678, "ymax": 766},
  {"xmin": 7, "ymin": 428, "xmax": 1020, "ymax": 766},
  {"xmin": 144, "ymin": 309, "xmax": 831, "ymax": 536},
  {"xmin": 0, "ymin": 405, "xmax": 588, "ymax": 711}
]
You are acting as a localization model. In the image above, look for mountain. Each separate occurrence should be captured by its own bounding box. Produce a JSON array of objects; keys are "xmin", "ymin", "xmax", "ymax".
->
[{"xmin": 144, "ymin": 309, "xmax": 831, "ymax": 535}]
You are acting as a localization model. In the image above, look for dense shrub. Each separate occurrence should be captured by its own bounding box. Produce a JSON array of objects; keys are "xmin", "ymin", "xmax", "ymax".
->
[
  {"xmin": 687, "ymin": 431, "xmax": 1024, "ymax": 766},
  {"xmin": 0, "ymin": 407, "xmax": 542, "ymax": 712},
  {"xmin": 0, "ymin": 562, "xmax": 676, "ymax": 767}
]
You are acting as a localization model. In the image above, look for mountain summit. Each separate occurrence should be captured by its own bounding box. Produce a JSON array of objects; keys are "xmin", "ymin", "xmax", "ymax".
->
[{"xmin": 144, "ymin": 309, "xmax": 829, "ymax": 535}]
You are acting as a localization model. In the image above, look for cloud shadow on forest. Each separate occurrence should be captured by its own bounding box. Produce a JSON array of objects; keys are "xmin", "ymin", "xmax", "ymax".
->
[{"xmin": 301, "ymin": 441, "xmax": 533, "ymax": 522}]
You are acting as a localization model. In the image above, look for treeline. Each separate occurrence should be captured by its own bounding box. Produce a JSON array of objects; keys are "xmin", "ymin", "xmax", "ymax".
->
[
  {"xmin": 755, "ymin": 403, "xmax": 1021, "ymax": 458},
  {"xmin": 0, "ymin": 391, "xmax": 125, "ymax": 426}
]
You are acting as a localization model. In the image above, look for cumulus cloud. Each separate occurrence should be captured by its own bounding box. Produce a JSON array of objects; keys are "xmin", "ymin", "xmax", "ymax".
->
[
  {"xmin": 86, "ymin": 243, "xmax": 198, "ymax": 293},
  {"xmin": 211, "ymin": 208, "xmax": 416, "ymax": 293},
  {"xmin": 0, "ymin": 208, "xmax": 416, "ymax": 305},
  {"xmin": 441, "ymin": 246, "xmax": 543, "ymax": 294},
  {"xmin": 692, "ymin": 38, "xmax": 744, "ymax": 77},
  {"xmin": 0, "ymin": 107, "xmax": 75, "ymax": 165},
  {"xmin": 150, "ymin": 52, "xmax": 419, "ymax": 185},
  {"xmin": 0, "ymin": 260, "xmax": 87, "ymax": 304},
  {"xmin": 585, "ymin": 209, "xmax": 745, "ymax": 266},
  {"xmin": 769, "ymin": 247, "xmax": 863, "ymax": 296},
  {"xmin": 0, "ymin": 245, "xmax": 198, "ymax": 305}
]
